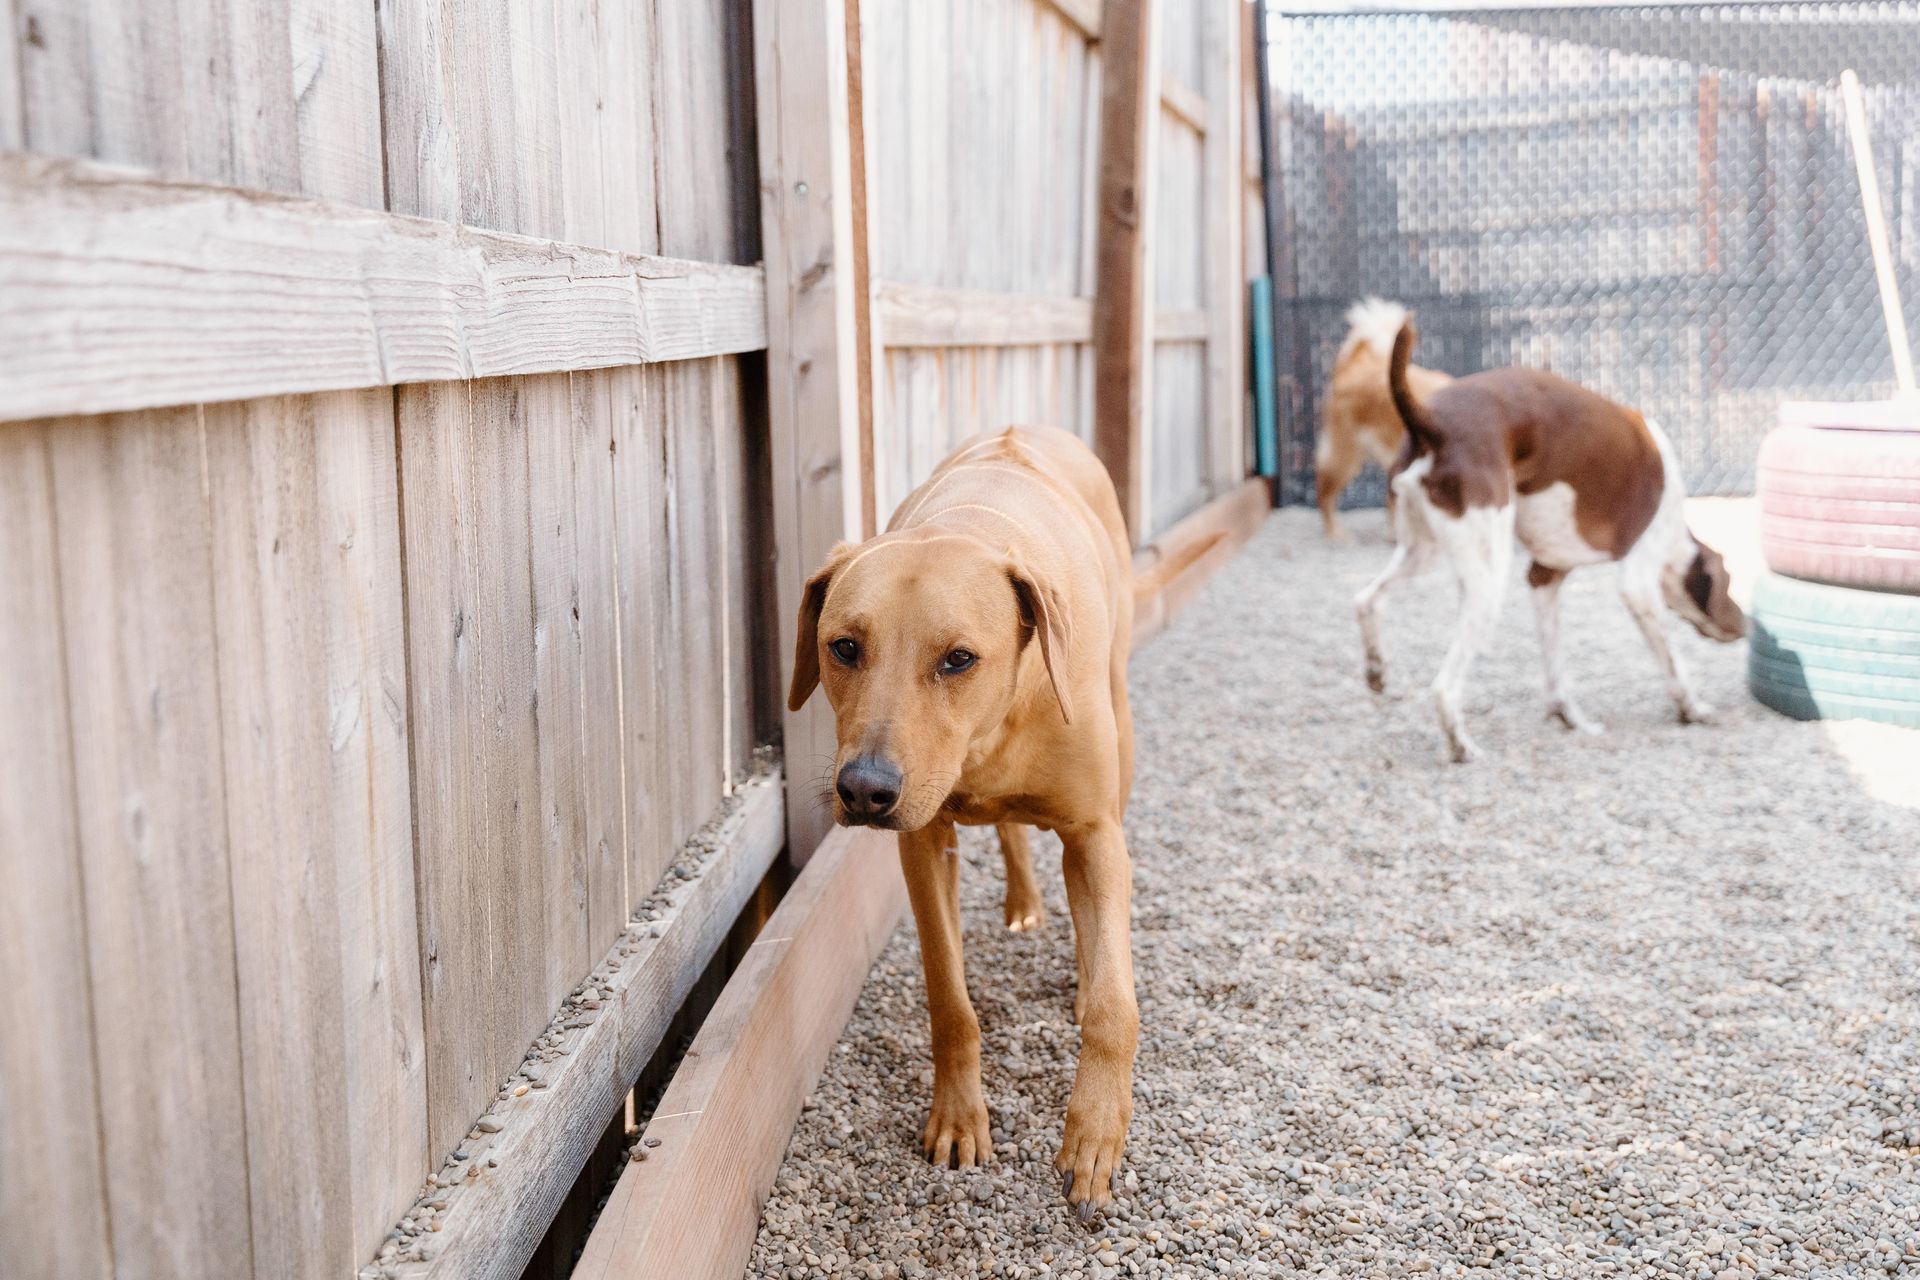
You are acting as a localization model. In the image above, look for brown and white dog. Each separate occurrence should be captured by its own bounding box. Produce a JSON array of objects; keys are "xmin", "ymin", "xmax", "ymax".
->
[
  {"xmin": 1355, "ymin": 321, "xmax": 1745, "ymax": 761},
  {"xmin": 1317, "ymin": 298, "xmax": 1453, "ymax": 539},
  {"xmin": 790, "ymin": 425, "xmax": 1204, "ymax": 1219}
]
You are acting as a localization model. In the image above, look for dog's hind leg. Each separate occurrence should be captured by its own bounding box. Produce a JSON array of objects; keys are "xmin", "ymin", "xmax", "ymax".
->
[
  {"xmin": 1428, "ymin": 502, "xmax": 1516, "ymax": 762},
  {"xmin": 1354, "ymin": 480, "xmax": 1439, "ymax": 693},
  {"xmin": 899, "ymin": 820, "xmax": 993, "ymax": 1168},
  {"xmin": 1316, "ymin": 421, "xmax": 1365, "ymax": 540},
  {"xmin": 997, "ymin": 823, "xmax": 1044, "ymax": 932},
  {"xmin": 1529, "ymin": 563, "xmax": 1603, "ymax": 734}
]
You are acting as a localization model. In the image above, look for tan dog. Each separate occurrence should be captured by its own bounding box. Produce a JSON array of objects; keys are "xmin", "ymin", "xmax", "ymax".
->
[
  {"xmin": 789, "ymin": 425, "xmax": 1191, "ymax": 1220},
  {"xmin": 1317, "ymin": 298, "xmax": 1452, "ymax": 539},
  {"xmin": 1356, "ymin": 321, "xmax": 1745, "ymax": 761}
]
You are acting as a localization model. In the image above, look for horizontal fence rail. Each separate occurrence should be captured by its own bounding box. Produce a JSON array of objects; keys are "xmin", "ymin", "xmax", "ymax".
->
[{"xmin": 0, "ymin": 154, "xmax": 768, "ymax": 423}]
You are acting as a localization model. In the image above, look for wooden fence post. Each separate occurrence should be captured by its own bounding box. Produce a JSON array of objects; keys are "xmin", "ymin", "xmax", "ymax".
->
[
  {"xmin": 754, "ymin": 0, "xmax": 875, "ymax": 861},
  {"xmin": 1092, "ymin": 0, "xmax": 1161, "ymax": 541}
]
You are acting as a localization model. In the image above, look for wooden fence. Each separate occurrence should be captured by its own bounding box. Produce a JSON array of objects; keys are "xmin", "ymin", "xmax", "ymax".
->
[{"xmin": 0, "ymin": 3, "xmax": 1260, "ymax": 1278}]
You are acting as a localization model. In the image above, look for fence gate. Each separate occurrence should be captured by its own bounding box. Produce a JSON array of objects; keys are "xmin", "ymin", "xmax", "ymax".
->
[{"xmin": 1264, "ymin": 0, "xmax": 1920, "ymax": 506}]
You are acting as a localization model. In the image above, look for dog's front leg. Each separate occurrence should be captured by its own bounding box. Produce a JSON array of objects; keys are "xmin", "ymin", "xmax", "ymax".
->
[
  {"xmin": 899, "ymin": 820, "xmax": 992, "ymax": 1168},
  {"xmin": 1056, "ymin": 819, "xmax": 1138, "ymax": 1220},
  {"xmin": 1622, "ymin": 585, "xmax": 1715, "ymax": 723}
]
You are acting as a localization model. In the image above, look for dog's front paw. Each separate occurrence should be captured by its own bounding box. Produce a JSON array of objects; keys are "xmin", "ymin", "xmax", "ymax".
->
[
  {"xmin": 1445, "ymin": 733, "xmax": 1480, "ymax": 764},
  {"xmin": 921, "ymin": 1081, "xmax": 992, "ymax": 1169},
  {"xmin": 1364, "ymin": 658, "xmax": 1386, "ymax": 694},
  {"xmin": 1056, "ymin": 1075, "xmax": 1131, "ymax": 1222},
  {"xmin": 1678, "ymin": 699, "xmax": 1717, "ymax": 725}
]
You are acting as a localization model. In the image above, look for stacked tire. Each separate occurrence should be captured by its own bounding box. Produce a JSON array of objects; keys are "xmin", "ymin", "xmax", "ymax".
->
[{"xmin": 1749, "ymin": 403, "xmax": 1920, "ymax": 729}]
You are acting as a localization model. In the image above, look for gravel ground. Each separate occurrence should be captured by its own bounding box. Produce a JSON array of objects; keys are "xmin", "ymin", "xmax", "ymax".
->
[{"xmin": 749, "ymin": 507, "xmax": 1920, "ymax": 1280}]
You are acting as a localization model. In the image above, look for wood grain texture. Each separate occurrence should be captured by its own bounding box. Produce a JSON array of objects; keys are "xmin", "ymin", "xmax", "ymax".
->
[
  {"xmin": 394, "ymin": 376, "xmax": 548, "ymax": 1166},
  {"xmin": 1092, "ymin": 0, "xmax": 1162, "ymax": 539},
  {"xmin": 755, "ymin": 0, "xmax": 869, "ymax": 861},
  {"xmin": 654, "ymin": 0, "xmax": 748, "ymax": 264},
  {"xmin": 0, "ymin": 155, "xmax": 769, "ymax": 423},
  {"xmin": 384, "ymin": 773, "xmax": 788, "ymax": 1280},
  {"xmin": 572, "ymin": 824, "xmax": 904, "ymax": 1280},
  {"xmin": 49, "ymin": 409, "xmax": 255, "ymax": 1277},
  {"xmin": 204, "ymin": 389, "xmax": 428, "ymax": 1278},
  {"xmin": 610, "ymin": 363, "xmax": 677, "ymax": 903},
  {"xmin": 878, "ymin": 282, "xmax": 1096, "ymax": 347},
  {"xmin": 0, "ymin": 424, "xmax": 111, "ymax": 1279}
]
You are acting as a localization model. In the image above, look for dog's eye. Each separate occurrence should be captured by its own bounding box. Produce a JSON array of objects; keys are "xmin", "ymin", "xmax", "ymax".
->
[
  {"xmin": 829, "ymin": 638, "xmax": 860, "ymax": 665},
  {"xmin": 940, "ymin": 649, "xmax": 977, "ymax": 674}
]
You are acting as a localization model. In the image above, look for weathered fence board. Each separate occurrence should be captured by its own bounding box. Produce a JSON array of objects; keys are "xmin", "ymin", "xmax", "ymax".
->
[
  {"xmin": 396, "ymin": 376, "xmax": 556, "ymax": 1166},
  {"xmin": 0, "ymin": 157, "xmax": 768, "ymax": 423},
  {"xmin": 382, "ymin": 771, "xmax": 788, "ymax": 1280},
  {"xmin": 204, "ymin": 388, "xmax": 429, "ymax": 1277},
  {"xmin": 51, "ymin": 411, "xmax": 256, "ymax": 1276},
  {"xmin": 0, "ymin": 426, "xmax": 111, "ymax": 1279}
]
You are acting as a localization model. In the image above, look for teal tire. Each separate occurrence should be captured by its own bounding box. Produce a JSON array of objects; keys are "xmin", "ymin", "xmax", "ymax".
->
[{"xmin": 1747, "ymin": 572, "xmax": 1920, "ymax": 729}]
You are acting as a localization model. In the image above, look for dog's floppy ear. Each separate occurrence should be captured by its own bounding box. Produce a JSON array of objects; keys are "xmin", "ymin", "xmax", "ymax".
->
[
  {"xmin": 788, "ymin": 542, "xmax": 857, "ymax": 712},
  {"xmin": 1008, "ymin": 559, "xmax": 1073, "ymax": 724}
]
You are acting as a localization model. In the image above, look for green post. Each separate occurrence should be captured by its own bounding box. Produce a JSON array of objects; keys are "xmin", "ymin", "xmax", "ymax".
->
[{"xmin": 1250, "ymin": 275, "xmax": 1278, "ymax": 481}]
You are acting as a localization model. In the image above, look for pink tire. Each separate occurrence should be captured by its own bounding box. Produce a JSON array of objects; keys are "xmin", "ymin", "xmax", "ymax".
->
[{"xmin": 1756, "ymin": 424, "xmax": 1920, "ymax": 594}]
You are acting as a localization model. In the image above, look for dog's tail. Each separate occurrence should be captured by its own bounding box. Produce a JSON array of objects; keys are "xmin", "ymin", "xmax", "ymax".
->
[
  {"xmin": 1388, "ymin": 319, "xmax": 1441, "ymax": 455},
  {"xmin": 1132, "ymin": 530, "xmax": 1227, "ymax": 604},
  {"xmin": 1336, "ymin": 296, "xmax": 1410, "ymax": 363}
]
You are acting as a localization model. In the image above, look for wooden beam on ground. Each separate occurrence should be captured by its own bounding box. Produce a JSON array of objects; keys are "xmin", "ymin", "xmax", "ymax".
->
[
  {"xmin": 1160, "ymin": 75, "xmax": 1209, "ymax": 135},
  {"xmin": 0, "ymin": 154, "xmax": 767, "ymax": 423},
  {"xmin": 364, "ymin": 773, "xmax": 788, "ymax": 1280},
  {"xmin": 573, "ymin": 482, "xmax": 1265, "ymax": 1280},
  {"xmin": 1132, "ymin": 477, "xmax": 1270, "ymax": 645},
  {"xmin": 1091, "ymin": 0, "xmax": 1161, "ymax": 540},
  {"xmin": 878, "ymin": 282, "xmax": 1095, "ymax": 347},
  {"xmin": 573, "ymin": 824, "xmax": 903, "ymax": 1280},
  {"xmin": 754, "ymin": 0, "xmax": 875, "ymax": 861},
  {"xmin": 1203, "ymin": 0, "xmax": 1249, "ymax": 495}
]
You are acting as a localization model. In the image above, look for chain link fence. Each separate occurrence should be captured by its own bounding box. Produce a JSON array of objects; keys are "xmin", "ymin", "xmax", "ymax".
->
[{"xmin": 1265, "ymin": 2, "xmax": 1920, "ymax": 504}]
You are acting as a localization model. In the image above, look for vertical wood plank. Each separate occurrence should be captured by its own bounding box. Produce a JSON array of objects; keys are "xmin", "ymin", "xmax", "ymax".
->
[
  {"xmin": 394, "ymin": 377, "xmax": 548, "ymax": 1163},
  {"xmin": 523, "ymin": 371, "xmax": 596, "ymax": 1006},
  {"xmin": 653, "ymin": 0, "xmax": 741, "ymax": 263},
  {"xmin": 1202, "ymin": 0, "xmax": 1245, "ymax": 497},
  {"xmin": 50, "ymin": 409, "xmax": 255, "ymax": 1278},
  {"xmin": 594, "ymin": 0, "xmax": 662, "ymax": 257},
  {"xmin": 664, "ymin": 359, "xmax": 729, "ymax": 836},
  {"xmin": 203, "ymin": 389, "xmax": 427, "ymax": 1278},
  {"xmin": 0, "ymin": 424, "xmax": 112, "ymax": 1279},
  {"xmin": 612, "ymin": 363, "xmax": 676, "ymax": 898},
  {"xmin": 569, "ymin": 368, "xmax": 632, "ymax": 955},
  {"xmin": 0, "ymin": 0, "xmax": 20, "ymax": 148},
  {"xmin": 753, "ymin": 0, "xmax": 871, "ymax": 860},
  {"xmin": 1092, "ymin": 0, "xmax": 1160, "ymax": 541}
]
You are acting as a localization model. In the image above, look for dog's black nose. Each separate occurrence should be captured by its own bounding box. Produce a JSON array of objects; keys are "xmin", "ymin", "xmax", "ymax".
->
[{"xmin": 836, "ymin": 756, "xmax": 902, "ymax": 822}]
